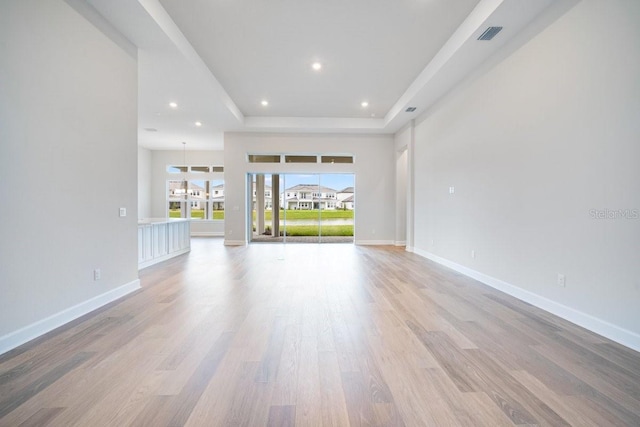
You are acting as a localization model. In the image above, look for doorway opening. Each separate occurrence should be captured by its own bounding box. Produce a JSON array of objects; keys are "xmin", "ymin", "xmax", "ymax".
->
[{"xmin": 248, "ymin": 173, "xmax": 355, "ymax": 243}]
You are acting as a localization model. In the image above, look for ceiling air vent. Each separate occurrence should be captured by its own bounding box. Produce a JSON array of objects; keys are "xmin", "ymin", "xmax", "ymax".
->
[
  {"xmin": 405, "ymin": 107, "xmax": 417, "ymax": 113},
  {"xmin": 478, "ymin": 26, "xmax": 503, "ymax": 41},
  {"xmin": 144, "ymin": 127, "xmax": 158, "ymax": 132}
]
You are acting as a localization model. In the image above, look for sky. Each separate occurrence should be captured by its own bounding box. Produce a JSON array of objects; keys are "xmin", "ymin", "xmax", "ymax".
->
[{"xmin": 263, "ymin": 173, "xmax": 353, "ymax": 192}]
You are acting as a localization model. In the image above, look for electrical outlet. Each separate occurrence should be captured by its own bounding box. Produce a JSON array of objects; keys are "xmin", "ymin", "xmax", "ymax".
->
[
  {"xmin": 119, "ymin": 207, "xmax": 126, "ymax": 217},
  {"xmin": 94, "ymin": 269, "xmax": 101, "ymax": 281},
  {"xmin": 557, "ymin": 274, "xmax": 566, "ymax": 287},
  {"xmin": 449, "ymin": 186, "xmax": 455, "ymax": 194},
  {"xmin": 471, "ymin": 250, "xmax": 476, "ymax": 259}
]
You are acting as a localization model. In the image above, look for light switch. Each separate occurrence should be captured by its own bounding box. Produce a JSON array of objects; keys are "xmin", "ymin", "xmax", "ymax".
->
[
  {"xmin": 449, "ymin": 186, "xmax": 455, "ymax": 194},
  {"xmin": 119, "ymin": 207, "xmax": 126, "ymax": 217},
  {"xmin": 557, "ymin": 274, "xmax": 566, "ymax": 287}
]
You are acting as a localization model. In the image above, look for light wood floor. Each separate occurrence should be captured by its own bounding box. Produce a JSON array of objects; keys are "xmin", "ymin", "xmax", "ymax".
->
[{"xmin": 1, "ymin": 238, "xmax": 639, "ymax": 426}]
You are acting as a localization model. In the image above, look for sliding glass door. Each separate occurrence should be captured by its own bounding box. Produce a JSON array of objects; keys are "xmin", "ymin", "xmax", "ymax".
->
[{"xmin": 249, "ymin": 173, "xmax": 354, "ymax": 243}]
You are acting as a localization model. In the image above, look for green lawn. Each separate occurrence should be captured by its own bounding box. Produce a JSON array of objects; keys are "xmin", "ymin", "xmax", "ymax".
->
[
  {"xmin": 255, "ymin": 209, "xmax": 353, "ymax": 220},
  {"xmin": 169, "ymin": 209, "xmax": 348, "ymax": 221},
  {"xmin": 168, "ymin": 208, "xmax": 351, "ymax": 236},
  {"xmin": 169, "ymin": 209, "xmax": 224, "ymax": 220},
  {"xmin": 279, "ymin": 225, "xmax": 353, "ymax": 236}
]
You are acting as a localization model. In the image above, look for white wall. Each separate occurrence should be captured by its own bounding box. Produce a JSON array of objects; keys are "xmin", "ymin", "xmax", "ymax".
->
[
  {"xmin": 0, "ymin": 0, "xmax": 139, "ymax": 352},
  {"xmin": 138, "ymin": 147, "xmax": 152, "ymax": 219},
  {"xmin": 149, "ymin": 150, "xmax": 225, "ymax": 236},
  {"xmin": 224, "ymin": 133, "xmax": 396, "ymax": 245},
  {"xmin": 394, "ymin": 125, "xmax": 411, "ymax": 246},
  {"xmin": 410, "ymin": 0, "xmax": 640, "ymax": 349}
]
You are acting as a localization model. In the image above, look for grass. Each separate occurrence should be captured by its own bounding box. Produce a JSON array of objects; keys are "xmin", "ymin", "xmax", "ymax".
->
[
  {"xmin": 169, "ymin": 208, "xmax": 351, "ymax": 236},
  {"xmin": 169, "ymin": 209, "xmax": 224, "ymax": 220},
  {"xmin": 255, "ymin": 209, "xmax": 353, "ymax": 220},
  {"xmin": 261, "ymin": 225, "xmax": 353, "ymax": 236},
  {"xmin": 169, "ymin": 209, "xmax": 350, "ymax": 222}
]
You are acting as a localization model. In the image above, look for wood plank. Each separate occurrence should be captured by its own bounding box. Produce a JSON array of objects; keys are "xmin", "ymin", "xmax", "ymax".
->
[
  {"xmin": 222, "ymin": 362, "xmax": 273, "ymax": 426},
  {"xmin": 267, "ymin": 405, "xmax": 296, "ymax": 427},
  {"xmin": 1, "ymin": 238, "xmax": 639, "ymax": 426},
  {"xmin": 255, "ymin": 316, "xmax": 288, "ymax": 383},
  {"xmin": 318, "ymin": 351, "xmax": 351, "ymax": 427},
  {"xmin": 270, "ymin": 325, "xmax": 302, "ymax": 406},
  {"xmin": 512, "ymin": 370, "xmax": 628, "ymax": 426},
  {"xmin": 0, "ymin": 352, "xmax": 93, "ymax": 419},
  {"xmin": 294, "ymin": 336, "xmax": 322, "ymax": 427},
  {"xmin": 16, "ymin": 407, "xmax": 64, "ymax": 427}
]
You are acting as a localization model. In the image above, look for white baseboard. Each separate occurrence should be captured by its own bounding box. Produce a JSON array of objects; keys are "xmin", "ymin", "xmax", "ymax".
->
[
  {"xmin": 406, "ymin": 246, "xmax": 414, "ymax": 253},
  {"xmin": 413, "ymin": 248, "xmax": 640, "ymax": 352},
  {"xmin": 0, "ymin": 279, "xmax": 141, "ymax": 356},
  {"xmin": 224, "ymin": 239, "xmax": 246, "ymax": 246},
  {"xmin": 138, "ymin": 247, "xmax": 190, "ymax": 270},
  {"xmin": 394, "ymin": 240, "xmax": 407, "ymax": 247},
  {"xmin": 191, "ymin": 232, "xmax": 224, "ymax": 237},
  {"xmin": 355, "ymin": 240, "xmax": 395, "ymax": 246}
]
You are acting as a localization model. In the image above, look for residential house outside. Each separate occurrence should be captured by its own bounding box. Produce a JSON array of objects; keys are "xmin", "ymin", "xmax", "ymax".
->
[
  {"xmin": 280, "ymin": 184, "xmax": 339, "ymax": 210},
  {"xmin": 211, "ymin": 182, "xmax": 224, "ymax": 211},
  {"xmin": 337, "ymin": 186, "xmax": 354, "ymax": 210},
  {"xmin": 168, "ymin": 180, "xmax": 223, "ymax": 219},
  {"xmin": 168, "ymin": 180, "xmax": 207, "ymax": 211}
]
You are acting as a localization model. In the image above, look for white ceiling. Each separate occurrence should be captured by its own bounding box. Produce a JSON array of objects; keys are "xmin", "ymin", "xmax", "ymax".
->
[
  {"xmin": 84, "ymin": 0, "xmax": 576, "ymax": 150},
  {"xmin": 157, "ymin": 0, "xmax": 481, "ymax": 119}
]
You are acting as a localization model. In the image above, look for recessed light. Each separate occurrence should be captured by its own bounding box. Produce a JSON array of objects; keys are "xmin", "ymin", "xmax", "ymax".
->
[
  {"xmin": 312, "ymin": 62, "xmax": 322, "ymax": 71},
  {"xmin": 261, "ymin": 100, "xmax": 269, "ymax": 106},
  {"xmin": 361, "ymin": 101, "xmax": 369, "ymax": 108},
  {"xmin": 169, "ymin": 102, "xmax": 177, "ymax": 108},
  {"xmin": 195, "ymin": 121, "xmax": 202, "ymax": 127}
]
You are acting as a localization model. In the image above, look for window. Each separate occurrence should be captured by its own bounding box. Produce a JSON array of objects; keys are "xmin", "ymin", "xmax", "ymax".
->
[
  {"xmin": 285, "ymin": 155, "xmax": 317, "ymax": 163},
  {"xmin": 212, "ymin": 166, "xmax": 224, "ymax": 172},
  {"xmin": 167, "ymin": 165, "xmax": 188, "ymax": 173},
  {"xmin": 248, "ymin": 154, "xmax": 281, "ymax": 163},
  {"xmin": 210, "ymin": 180, "xmax": 225, "ymax": 220},
  {"xmin": 167, "ymin": 179, "xmax": 225, "ymax": 220},
  {"xmin": 191, "ymin": 166, "xmax": 210, "ymax": 173},
  {"xmin": 321, "ymin": 155, "xmax": 353, "ymax": 164}
]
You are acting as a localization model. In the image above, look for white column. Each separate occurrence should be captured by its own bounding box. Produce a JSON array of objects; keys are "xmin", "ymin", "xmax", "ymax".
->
[
  {"xmin": 256, "ymin": 174, "xmax": 265, "ymax": 234},
  {"xmin": 272, "ymin": 174, "xmax": 280, "ymax": 237}
]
